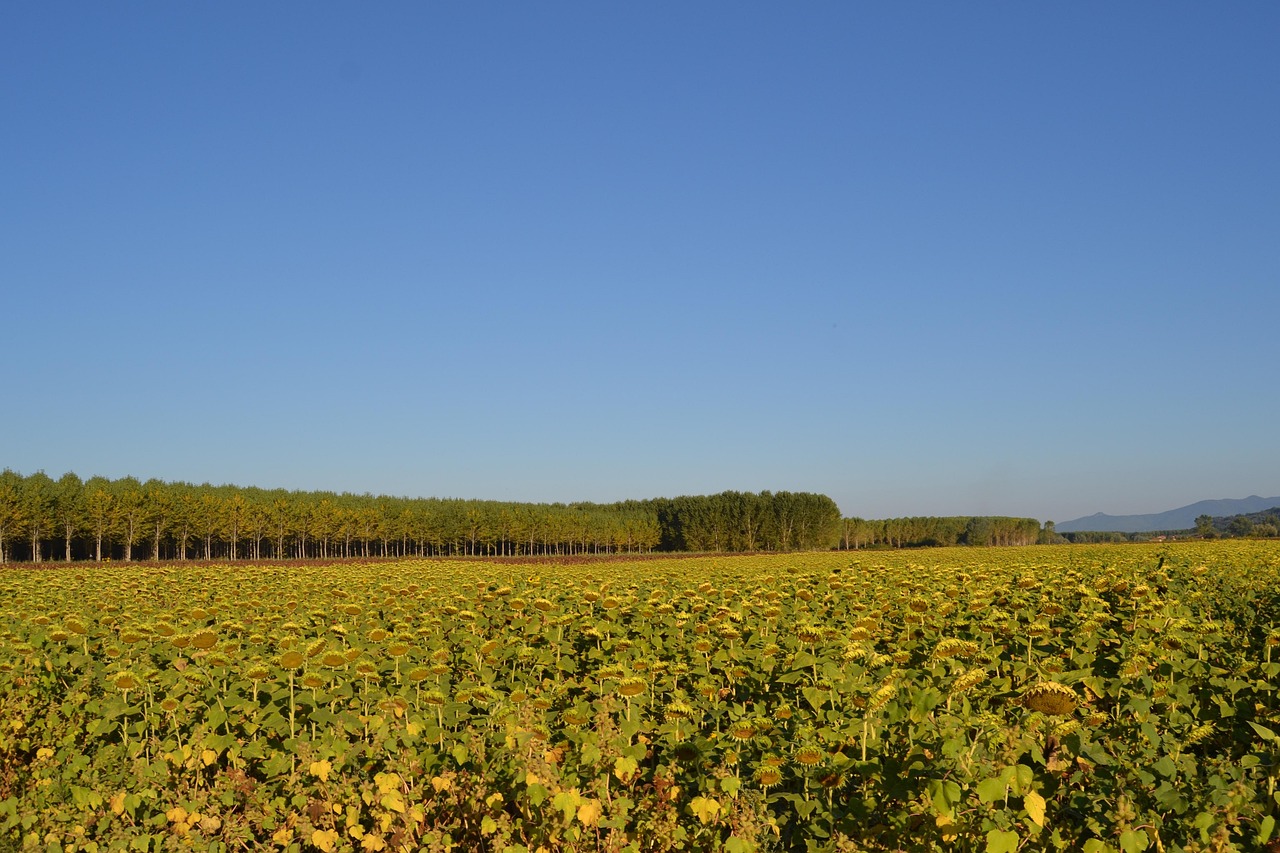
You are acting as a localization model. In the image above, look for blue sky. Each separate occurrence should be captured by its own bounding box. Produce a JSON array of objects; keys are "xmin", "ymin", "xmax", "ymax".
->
[{"xmin": 4, "ymin": 3, "xmax": 1278, "ymax": 523}]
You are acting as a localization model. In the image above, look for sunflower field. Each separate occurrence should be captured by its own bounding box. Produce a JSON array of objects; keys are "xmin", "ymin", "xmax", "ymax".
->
[{"xmin": 2, "ymin": 542, "xmax": 1279, "ymax": 852}]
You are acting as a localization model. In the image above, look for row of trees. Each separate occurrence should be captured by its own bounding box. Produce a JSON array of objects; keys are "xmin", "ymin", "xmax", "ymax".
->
[
  {"xmin": 0, "ymin": 469, "xmax": 1058, "ymax": 564},
  {"xmin": 836, "ymin": 515, "xmax": 1044, "ymax": 549},
  {"xmin": 0, "ymin": 471, "xmax": 846, "ymax": 563}
]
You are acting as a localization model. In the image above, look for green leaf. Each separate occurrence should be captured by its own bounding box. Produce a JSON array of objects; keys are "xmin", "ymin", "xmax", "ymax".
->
[
  {"xmin": 725, "ymin": 837, "xmax": 751, "ymax": 853},
  {"xmin": 976, "ymin": 775, "xmax": 1007, "ymax": 804},
  {"xmin": 613, "ymin": 756, "xmax": 639, "ymax": 783},
  {"xmin": 928, "ymin": 779, "xmax": 963, "ymax": 818},
  {"xmin": 1259, "ymin": 815, "xmax": 1276, "ymax": 845},
  {"xmin": 985, "ymin": 828, "xmax": 1019, "ymax": 853},
  {"xmin": 70, "ymin": 785, "xmax": 102, "ymax": 810},
  {"xmin": 1248, "ymin": 722, "xmax": 1277, "ymax": 742},
  {"xmin": 1118, "ymin": 829, "xmax": 1149, "ymax": 853},
  {"xmin": 1011, "ymin": 764, "xmax": 1034, "ymax": 796}
]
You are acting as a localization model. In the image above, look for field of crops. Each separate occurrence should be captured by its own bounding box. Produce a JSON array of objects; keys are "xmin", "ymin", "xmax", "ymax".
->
[{"xmin": 2, "ymin": 543, "xmax": 1279, "ymax": 853}]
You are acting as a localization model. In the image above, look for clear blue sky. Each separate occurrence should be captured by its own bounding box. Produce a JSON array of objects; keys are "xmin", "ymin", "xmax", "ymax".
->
[{"xmin": 4, "ymin": 3, "xmax": 1278, "ymax": 524}]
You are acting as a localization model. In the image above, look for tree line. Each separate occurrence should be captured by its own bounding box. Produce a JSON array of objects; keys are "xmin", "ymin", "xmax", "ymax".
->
[
  {"xmin": 836, "ymin": 515, "xmax": 1043, "ymax": 548},
  {"xmin": 0, "ymin": 470, "xmax": 845, "ymax": 563}
]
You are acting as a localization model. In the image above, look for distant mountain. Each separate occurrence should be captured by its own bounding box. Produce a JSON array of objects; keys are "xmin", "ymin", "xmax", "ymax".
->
[{"xmin": 1056, "ymin": 495, "xmax": 1280, "ymax": 533}]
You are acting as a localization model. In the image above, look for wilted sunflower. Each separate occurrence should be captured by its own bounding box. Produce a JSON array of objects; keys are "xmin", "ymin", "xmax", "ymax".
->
[
  {"xmin": 562, "ymin": 708, "xmax": 592, "ymax": 727},
  {"xmin": 816, "ymin": 763, "xmax": 850, "ymax": 791},
  {"xmin": 933, "ymin": 638, "xmax": 979, "ymax": 660},
  {"xmin": 755, "ymin": 765, "xmax": 783, "ymax": 790},
  {"xmin": 793, "ymin": 623, "xmax": 822, "ymax": 646},
  {"xmin": 191, "ymin": 630, "xmax": 218, "ymax": 651},
  {"xmin": 868, "ymin": 683, "xmax": 897, "ymax": 713},
  {"xmin": 793, "ymin": 745, "xmax": 825, "ymax": 767},
  {"xmin": 112, "ymin": 671, "xmax": 140, "ymax": 692},
  {"xmin": 1021, "ymin": 681, "xmax": 1078, "ymax": 716},
  {"xmin": 664, "ymin": 700, "xmax": 695, "ymax": 722},
  {"xmin": 617, "ymin": 677, "xmax": 646, "ymax": 698}
]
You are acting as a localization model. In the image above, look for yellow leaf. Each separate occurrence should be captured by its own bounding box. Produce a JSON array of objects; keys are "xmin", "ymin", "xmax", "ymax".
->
[
  {"xmin": 360, "ymin": 834, "xmax": 387, "ymax": 852},
  {"xmin": 936, "ymin": 814, "xmax": 959, "ymax": 843},
  {"xmin": 485, "ymin": 792, "xmax": 504, "ymax": 809},
  {"xmin": 375, "ymin": 772, "xmax": 401, "ymax": 795},
  {"xmin": 200, "ymin": 749, "xmax": 218, "ymax": 767},
  {"xmin": 310, "ymin": 760, "xmax": 332, "ymax": 782},
  {"xmin": 613, "ymin": 756, "xmax": 639, "ymax": 783},
  {"xmin": 576, "ymin": 799, "xmax": 603, "ymax": 827},
  {"xmin": 311, "ymin": 829, "xmax": 340, "ymax": 853},
  {"xmin": 689, "ymin": 796, "xmax": 721, "ymax": 825},
  {"xmin": 347, "ymin": 825, "xmax": 365, "ymax": 840},
  {"xmin": 430, "ymin": 775, "xmax": 452, "ymax": 793},
  {"xmin": 109, "ymin": 792, "xmax": 126, "ymax": 816},
  {"xmin": 406, "ymin": 721, "xmax": 422, "ymax": 737},
  {"xmin": 271, "ymin": 827, "xmax": 293, "ymax": 846},
  {"xmin": 381, "ymin": 792, "xmax": 406, "ymax": 814},
  {"xmin": 525, "ymin": 772, "xmax": 541, "ymax": 786},
  {"xmin": 1024, "ymin": 790, "xmax": 1046, "ymax": 828}
]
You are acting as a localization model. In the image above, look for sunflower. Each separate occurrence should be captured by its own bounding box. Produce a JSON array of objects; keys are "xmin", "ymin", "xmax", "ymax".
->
[
  {"xmin": 793, "ymin": 745, "xmax": 825, "ymax": 767},
  {"xmin": 1021, "ymin": 681, "xmax": 1078, "ymax": 716}
]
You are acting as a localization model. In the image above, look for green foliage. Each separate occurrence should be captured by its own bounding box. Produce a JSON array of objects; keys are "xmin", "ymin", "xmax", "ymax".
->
[
  {"xmin": 839, "ymin": 515, "xmax": 1042, "ymax": 549},
  {"xmin": 0, "ymin": 470, "xmax": 849, "ymax": 562}
]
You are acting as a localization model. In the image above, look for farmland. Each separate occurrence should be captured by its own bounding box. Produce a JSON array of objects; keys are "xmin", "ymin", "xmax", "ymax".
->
[{"xmin": 2, "ymin": 543, "xmax": 1279, "ymax": 852}]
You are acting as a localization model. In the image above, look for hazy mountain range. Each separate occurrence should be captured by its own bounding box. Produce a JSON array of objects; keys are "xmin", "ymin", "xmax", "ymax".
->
[{"xmin": 1056, "ymin": 496, "xmax": 1280, "ymax": 533}]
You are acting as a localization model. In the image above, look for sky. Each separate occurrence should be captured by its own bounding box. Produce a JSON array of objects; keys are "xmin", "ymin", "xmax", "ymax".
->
[{"xmin": 4, "ymin": 3, "xmax": 1278, "ymax": 524}]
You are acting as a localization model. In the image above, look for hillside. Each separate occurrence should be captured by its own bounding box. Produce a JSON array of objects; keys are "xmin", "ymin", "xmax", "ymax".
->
[{"xmin": 1057, "ymin": 495, "xmax": 1280, "ymax": 533}]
